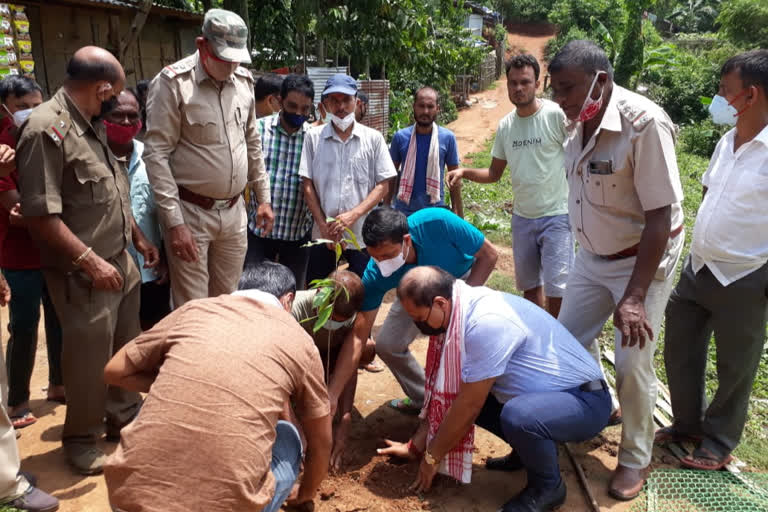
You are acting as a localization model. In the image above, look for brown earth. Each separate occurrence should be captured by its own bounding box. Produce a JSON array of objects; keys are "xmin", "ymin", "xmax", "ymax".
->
[{"xmin": 5, "ymin": 28, "xmax": 676, "ymax": 512}]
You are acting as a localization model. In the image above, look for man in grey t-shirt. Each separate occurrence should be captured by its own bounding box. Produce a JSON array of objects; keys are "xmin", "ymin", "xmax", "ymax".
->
[{"xmin": 378, "ymin": 267, "xmax": 610, "ymax": 512}]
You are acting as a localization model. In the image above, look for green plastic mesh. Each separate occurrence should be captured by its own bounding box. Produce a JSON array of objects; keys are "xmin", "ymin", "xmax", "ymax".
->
[{"xmin": 629, "ymin": 470, "xmax": 768, "ymax": 512}]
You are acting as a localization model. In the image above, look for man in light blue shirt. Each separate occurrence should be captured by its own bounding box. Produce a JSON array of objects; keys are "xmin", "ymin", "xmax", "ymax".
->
[
  {"xmin": 380, "ymin": 266, "xmax": 610, "ymax": 512},
  {"xmin": 105, "ymin": 89, "xmax": 170, "ymax": 329},
  {"xmin": 328, "ymin": 207, "xmax": 497, "ymax": 419},
  {"xmin": 388, "ymin": 87, "xmax": 461, "ymax": 216}
]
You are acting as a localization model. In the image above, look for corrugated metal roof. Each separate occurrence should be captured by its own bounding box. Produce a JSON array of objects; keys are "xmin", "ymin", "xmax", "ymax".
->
[{"xmin": 307, "ymin": 66, "xmax": 349, "ymax": 105}]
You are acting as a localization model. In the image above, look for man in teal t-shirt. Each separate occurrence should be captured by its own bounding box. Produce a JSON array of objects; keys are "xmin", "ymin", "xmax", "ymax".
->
[
  {"xmin": 447, "ymin": 54, "xmax": 573, "ymax": 317},
  {"xmin": 324, "ymin": 206, "xmax": 498, "ymax": 415}
]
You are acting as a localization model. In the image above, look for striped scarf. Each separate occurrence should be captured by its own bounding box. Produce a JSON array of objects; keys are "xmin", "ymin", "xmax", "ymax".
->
[
  {"xmin": 419, "ymin": 280, "xmax": 474, "ymax": 484},
  {"xmin": 397, "ymin": 123, "xmax": 441, "ymax": 205}
]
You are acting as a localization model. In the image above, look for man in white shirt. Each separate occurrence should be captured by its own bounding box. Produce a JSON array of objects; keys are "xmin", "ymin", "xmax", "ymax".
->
[
  {"xmin": 661, "ymin": 50, "xmax": 768, "ymax": 471},
  {"xmin": 300, "ymin": 74, "xmax": 396, "ymax": 282}
]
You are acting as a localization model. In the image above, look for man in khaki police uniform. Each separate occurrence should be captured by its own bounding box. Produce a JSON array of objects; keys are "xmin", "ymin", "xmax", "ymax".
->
[
  {"xmin": 144, "ymin": 9, "xmax": 273, "ymax": 307},
  {"xmin": 549, "ymin": 41, "xmax": 684, "ymax": 501},
  {"xmin": 16, "ymin": 46, "xmax": 160, "ymax": 475}
]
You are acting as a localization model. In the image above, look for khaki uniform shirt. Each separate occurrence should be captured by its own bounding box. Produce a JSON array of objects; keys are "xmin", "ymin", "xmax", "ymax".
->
[
  {"xmin": 143, "ymin": 52, "xmax": 271, "ymax": 229},
  {"xmin": 564, "ymin": 85, "xmax": 683, "ymax": 256},
  {"xmin": 16, "ymin": 88, "xmax": 137, "ymax": 277}
]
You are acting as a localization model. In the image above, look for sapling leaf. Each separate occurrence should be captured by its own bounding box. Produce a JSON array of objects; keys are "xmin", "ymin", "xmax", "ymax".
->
[{"xmin": 313, "ymin": 303, "xmax": 333, "ymax": 332}]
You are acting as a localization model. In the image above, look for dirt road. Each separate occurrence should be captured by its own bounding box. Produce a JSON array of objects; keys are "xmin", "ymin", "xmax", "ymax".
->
[{"xmin": 5, "ymin": 27, "xmax": 653, "ymax": 512}]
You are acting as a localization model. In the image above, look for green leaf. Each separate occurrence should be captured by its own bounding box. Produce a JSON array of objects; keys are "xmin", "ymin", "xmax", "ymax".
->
[
  {"xmin": 308, "ymin": 278, "xmax": 334, "ymax": 290},
  {"xmin": 302, "ymin": 238, "xmax": 336, "ymax": 248},
  {"xmin": 700, "ymin": 96, "xmax": 713, "ymax": 106},
  {"xmin": 313, "ymin": 286, "xmax": 333, "ymax": 309},
  {"xmin": 343, "ymin": 227, "xmax": 362, "ymax": 250},
  {"xmin": 335, "ymin": 243, "xmax": 343, "ymax": 264},
  {"xmin": 313, "ymin": 304, "xmax": 333, "ymax": 332}
]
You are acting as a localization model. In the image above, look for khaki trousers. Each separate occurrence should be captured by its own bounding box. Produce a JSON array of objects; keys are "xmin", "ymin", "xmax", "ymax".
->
[
  {"xmin": 166, "ymin": 198, "xmax": 248, "ymax": 307},
  {"xmin": 0, "ymin": 342, "xmax": 29, "ymax": 502},
  {"xmin": 44, "ymin": 250, "xmax": 143, "ymax": 444},
  {"xmin": 558, "ymin": 236, "xmax": 682, "ymax": 469}
]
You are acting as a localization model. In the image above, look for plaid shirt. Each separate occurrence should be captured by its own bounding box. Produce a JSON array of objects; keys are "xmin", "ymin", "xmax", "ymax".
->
[{"xmin": 249, "ymin": 114, "xmax": 312, "ymax": 241}]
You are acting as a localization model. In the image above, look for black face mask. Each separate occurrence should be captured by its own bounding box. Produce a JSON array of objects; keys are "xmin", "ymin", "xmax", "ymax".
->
[
  {"xmin": 414, "ymin": 303, "xmax": 447, "ymax": 336},
  {"xmin": 94, "ymin": 95, "xmax": 119, "ymax": 121}
]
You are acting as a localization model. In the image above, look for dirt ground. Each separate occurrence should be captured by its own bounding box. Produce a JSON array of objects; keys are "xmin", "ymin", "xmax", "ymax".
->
[{"xmin": 3, "ymin": 27, "xmax": 680, "ymax": 512}]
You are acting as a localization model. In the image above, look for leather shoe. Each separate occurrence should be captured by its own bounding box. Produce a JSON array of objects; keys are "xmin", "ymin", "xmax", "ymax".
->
[
  {"xmin": 609, "ymin": 464, "xmax": 647, "ymax": 501},
  {"xmin": 499, "ymin": 479, "xmax": 566, "ymax": 511},
  {"xmin": 486, "ymin": 451, "xmax": 525, "ymax": 472},
  {"xmin": 7, "ymin": 486, "xmax": 59, "ymax": 511}
]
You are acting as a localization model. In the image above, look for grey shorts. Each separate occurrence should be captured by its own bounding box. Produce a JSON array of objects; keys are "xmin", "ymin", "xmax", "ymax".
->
[{"xmin": 511, "ymin": 213, "xmax": 574, "ymax": 297}]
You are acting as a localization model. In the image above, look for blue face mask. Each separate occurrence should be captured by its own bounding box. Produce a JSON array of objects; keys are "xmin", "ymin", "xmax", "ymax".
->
[{"xmin": 282, "ymin": 111, "xmax": 308, "ymax": 128}]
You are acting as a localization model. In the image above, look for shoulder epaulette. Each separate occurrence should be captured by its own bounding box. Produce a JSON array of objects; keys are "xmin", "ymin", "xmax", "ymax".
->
[
  {"xmin": 234, "ymin": 67, "xmax": 254, "ymax": 81},
  {"xmin": 617, "ymin": 99, "xmax": 653, "ymax": 131},
  {"xmin": 45, "ymin": 112, "xmax": 70, "ymax": 145},
  {"xmin": 161, "ymin": 56, "xmax": 195, "ymax": 79}
]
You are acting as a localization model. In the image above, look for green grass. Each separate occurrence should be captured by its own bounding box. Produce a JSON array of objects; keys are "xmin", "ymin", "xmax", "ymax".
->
[{"xmin": 461, "ymin": 135, "xmax": 768, "ymax": 469}]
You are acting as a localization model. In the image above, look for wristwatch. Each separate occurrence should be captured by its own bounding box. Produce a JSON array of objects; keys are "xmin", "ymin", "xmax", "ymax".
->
[{"xmin": 424, "ymin": 451, "xmax": 438, "ymax": 466}]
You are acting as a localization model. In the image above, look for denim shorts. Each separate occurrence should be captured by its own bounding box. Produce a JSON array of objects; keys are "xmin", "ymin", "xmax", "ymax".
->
[{"xmin": 511, "ymin": 213, "xmax": 574, "ymax": 297}]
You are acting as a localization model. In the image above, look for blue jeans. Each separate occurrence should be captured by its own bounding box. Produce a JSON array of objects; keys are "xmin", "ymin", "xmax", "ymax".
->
[
  {"xmin": 263, "ymin": 421, "xmax": 303, "ymax": 512},
  {"xmin": 2, "ymin": 268, "xmax": 63, "ymax": 407},
  {"xmin": 475, "ymin": 385, "xmax": 611, "ymax": 490}
]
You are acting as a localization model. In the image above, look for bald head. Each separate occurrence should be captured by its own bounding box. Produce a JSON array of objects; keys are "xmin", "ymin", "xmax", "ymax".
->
[
  {"xmin": 329, "ymin": 270, "xmax": 365, "ymax": 319},
  {"xmin": 67, "ymin": 46, "xmax": 124, "ymax": 85},
  {"xmin": 397, "ymin": 266, "xmax": 455, "ymax": 308}
]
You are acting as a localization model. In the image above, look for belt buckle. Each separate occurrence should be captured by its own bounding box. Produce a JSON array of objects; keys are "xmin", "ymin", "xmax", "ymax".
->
[{"xmin": 211, "ymin": 198, "xmax": 231, "ymax": 210}]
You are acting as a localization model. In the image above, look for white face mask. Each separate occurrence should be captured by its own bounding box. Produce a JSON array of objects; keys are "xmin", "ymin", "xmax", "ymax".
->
[
  {"xmin": 328, "ymin": 111, "xmax": 355, "ymax": 131},
  {"xmin": 577, "ymin": 71, "xmax": 607, "ymax": 122},
  {"xmin": 376, "ymin": 242, "xmax": 410, "ymax": 278},
  {"xmin": 3, "ymin": 105, "xmax": 33, "ymax": 127},
  {"xmin": 325, "ymin": 312, "xmax": 357, "ymax": 331},
  {"xmin": 708, "ymin": 94, "xmax": 738, "ymax": 126}
]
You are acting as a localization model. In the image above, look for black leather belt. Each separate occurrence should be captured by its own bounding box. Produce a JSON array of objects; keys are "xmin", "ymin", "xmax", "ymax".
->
[{"xmin": 579, "ymin": 379, "xmax": 608, "ymax": 392}]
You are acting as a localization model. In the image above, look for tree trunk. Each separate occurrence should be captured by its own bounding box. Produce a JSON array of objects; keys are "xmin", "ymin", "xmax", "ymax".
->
[
  {"xmin": 316, "ymin": 37, "xmax": 325, "ymax": 67},
  {"xmin": 119, "ymin": 0, "xmax": 152, "ymax": 63}
]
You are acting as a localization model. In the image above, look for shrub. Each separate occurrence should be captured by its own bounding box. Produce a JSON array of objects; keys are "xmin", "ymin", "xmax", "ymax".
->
[
  {"xmin": 643, "ymin": 43, "xmax": 740, "ymax": 125},
  {"xmin": 678, "ymin": 119, "xmax": 729, "ymax": 158},
  {"xmin": 498, "ymin": 0, "xmax": 556, "ymax": 22},
  {"xmin": 717, "ymin": 0, "xmax": 768, "ymax": 49}
]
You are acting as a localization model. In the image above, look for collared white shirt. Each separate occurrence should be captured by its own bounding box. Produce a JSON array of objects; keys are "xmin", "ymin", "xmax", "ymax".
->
[
  {"xmin": 231, "ymin": 289, "xmax": 283, "ymax": 309},
  {"xmin": 691, "ymin": 125, "xmax": 768, "ymax": 286},
  {"xmin": 299, "ymin": 121, "xmax": 396, "ymax": 247}
]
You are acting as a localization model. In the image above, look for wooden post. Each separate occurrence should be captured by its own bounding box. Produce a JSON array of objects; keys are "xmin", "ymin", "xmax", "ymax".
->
[{"xmin": 119, "ymin": 0, "xmax": 152, "ymax": 63}]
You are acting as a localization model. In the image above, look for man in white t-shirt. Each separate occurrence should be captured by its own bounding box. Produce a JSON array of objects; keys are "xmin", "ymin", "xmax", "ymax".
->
[
  {"xmin": 660, "ymin": 49, "xmax": 768, "ymax": 472},
  {"xmin": 447, "ymin": 54, "xmax": 571, "ymax": 317}
]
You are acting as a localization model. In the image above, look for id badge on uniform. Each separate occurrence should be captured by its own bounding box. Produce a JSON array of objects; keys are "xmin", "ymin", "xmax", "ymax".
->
[{"xmin": 588, "ymin": 160, "xmax": 613, "ymax": 175}]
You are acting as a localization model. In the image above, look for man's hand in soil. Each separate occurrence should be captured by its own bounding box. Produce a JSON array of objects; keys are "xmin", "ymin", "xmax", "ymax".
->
[
  {"xmin": 410, "ymin": 458, "xmax": 439, "ymax": 493},
  {"xmin": 377, "ymin": 439, "xmax": 416, "ymax": 460},
  {"xmin": 330, "ymin": 412, "xmax": 352, "ymax": 472}
]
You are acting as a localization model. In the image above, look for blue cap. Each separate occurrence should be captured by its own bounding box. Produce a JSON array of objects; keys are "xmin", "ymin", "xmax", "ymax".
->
[{"xmin": 323, "ymin": 74, "xmax": 357, "ymax": 96}]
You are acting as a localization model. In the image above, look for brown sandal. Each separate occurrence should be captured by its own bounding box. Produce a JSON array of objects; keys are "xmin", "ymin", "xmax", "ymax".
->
[
  {"xmin": 681, "ymin": 446, "xmax": 733, "ymax": 470},
  {"xmin": 654, "ymin": 426, "xmax": 703, "ymax": 444}
]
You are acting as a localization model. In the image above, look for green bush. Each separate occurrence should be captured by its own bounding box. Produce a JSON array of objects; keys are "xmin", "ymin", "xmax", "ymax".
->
[
  {"xmin": 678, "ymin": 119, "xmax": 729, "ymax": 158},
  {"xmin": 717, "ymin": 0, "xmax": 768, "ymax": 49},
  {"xmin": 548, "ymin": 0, "xmax": 626, "ymax": 44},
  {"xmin": 644, "ymin": 46, "xmax": 722, "ymax": 125},
  {"xmin": 545, "ymin": 26, "xmax": 591, "ymax": 62},
  {"xmin": 498, "ymin": 0, "xmax": 556, "ymax": 22}
]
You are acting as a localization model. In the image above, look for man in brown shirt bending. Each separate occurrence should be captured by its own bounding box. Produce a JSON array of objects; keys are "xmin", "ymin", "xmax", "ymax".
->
[
  {"xmin": 104, "ymin": 261, "xmax": 331, "ymax": 512},
  {"xmin": 144, "ymin": 9, "xmax": 274, "ymax": 307}
]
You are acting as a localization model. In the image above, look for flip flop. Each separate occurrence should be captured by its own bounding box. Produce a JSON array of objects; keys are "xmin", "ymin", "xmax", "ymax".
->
[
  {"xmin": 10, "ymin": 410, "xmax": 37, "ymax": 429},
  {"xmin": 654, "ymin": 426, "xmax": 703, "ymax": 444},
  {"xmin": 388, "ymin": 397, "xmax": 421, "ymax": 415},
  {"xmin": 361, "ymin": 362, "xmax": 385, "ymax": 373},
  {"xmin": 681, "ymin": 446, "xmax": 733, "ymax": 471}
]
